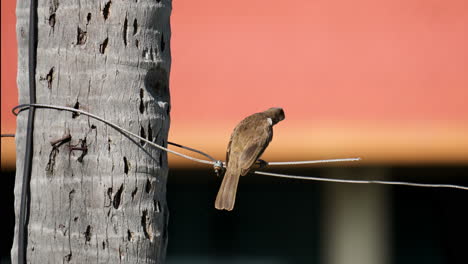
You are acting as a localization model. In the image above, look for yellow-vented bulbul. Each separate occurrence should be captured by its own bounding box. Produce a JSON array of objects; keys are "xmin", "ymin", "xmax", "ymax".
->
[{"xmin": 215, "ymin": 107, "xmax": 285, "ymax": 211}]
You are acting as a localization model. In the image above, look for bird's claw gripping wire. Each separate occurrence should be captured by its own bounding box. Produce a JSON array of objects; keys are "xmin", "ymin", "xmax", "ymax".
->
[
  {"xmin": 256, "ymin": 159, "xmax": 269, "ymax": 169},
  {"xmin": 213, "ymin": 160, "xmax": 225, "ymax": 177}
]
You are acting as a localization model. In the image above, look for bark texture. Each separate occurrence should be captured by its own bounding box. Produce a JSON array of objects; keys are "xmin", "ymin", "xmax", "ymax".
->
[{"xmin": 13, "ymin": 0, "xmax": 171, "ymax": 263}]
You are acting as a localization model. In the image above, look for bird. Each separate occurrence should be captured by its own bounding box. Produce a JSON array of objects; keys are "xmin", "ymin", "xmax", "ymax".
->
[{"xmin": 215, "ymin": 107, "xmax": 285, "ymax": 211}]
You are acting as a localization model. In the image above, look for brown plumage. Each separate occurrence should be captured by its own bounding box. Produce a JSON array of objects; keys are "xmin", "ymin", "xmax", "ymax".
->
[{"xmin": 215, "ymin": 107, "xmax": 285, "ymax": 211}]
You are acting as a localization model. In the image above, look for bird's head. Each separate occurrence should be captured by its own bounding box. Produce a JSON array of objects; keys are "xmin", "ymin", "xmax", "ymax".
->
[{"xmin": 264, "ymin": 107, "xmax": 285, "ymax": 125}]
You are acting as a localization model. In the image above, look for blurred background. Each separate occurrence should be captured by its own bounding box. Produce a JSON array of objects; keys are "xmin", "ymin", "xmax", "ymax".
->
[{"xmin": 2, "ymin": 0, "xmax": 468, "ymax": 263}]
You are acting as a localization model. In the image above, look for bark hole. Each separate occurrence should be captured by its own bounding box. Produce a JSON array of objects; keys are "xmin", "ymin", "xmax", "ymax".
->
[
  {"xmin": 46, "ymin": 147, "xmax": 59, "ymax": 175},
  {"xmin": 160, "ymin": 33, "xmax": 165, "ymax": 52},
  {"xmin": 84, "ymin": 225, "xmax": 92, "ymax": 243},
  {"xmin": 139, "ymin": 88, "xmax": 145, "ymax": 113},
  {"xmin": 90, "ymin": 124, "xmax": 96, "ymax": 129},
  {"xmin": 46, "ymin": 67, "xmax": 54, "ymax": 89},
  {"xmin": 49, "ymin": 0, "xmax": 58, "ymax": 28},
  {"xmin": 147, "ymin": 123, "xmax": 153, "ymax": 142},
  {"xmin": 48, "ymin": 14, "xmax": 56, "ymax": 28},
  {"xmin": 64, "ymin": 253, "xmax": 72, "ymax": 262},
  {"xmin": 107, "ymin": 187, "xmax": 113, "ymax": 205},
  {"xmin": 46, "ymin": 134, "xmax": 71, "ymax": 175},
  {"xmin": 123, "ymin": 156, "xmax": 129, "ymax": 174},
  {"xmin": 127, "ymin": 229, "xmax": 134, "ymax": 242},
  {"xmin": 140, "ymin": 126, "xmax": 146, "ymax": 146},
  {"xmin": 131, "ymin": 187, "xmax": 138, "ymax": 200},
  {"xmin": 69, "ymin": 189, "xmax": 75, "ymax": 202},
  {"xmin": 108, "ymin": 137, "xmax": 112, "ymax": 152},
  {"xmin": 76, "ymin": 138, "xmax": 88, "ymax": 162},
  {"xmin": 103, "ymin": 1, "xmax": 112, "ymax": 20},
  {"xmin": 141, "ymin": 209, "xmax": 153, "ymax": 241},
  {"xmin": 102, "ymin": 241, "xmax": 106, "ymax": 249},
  {"xmin": 99, "ymin": 37, "xmax": 109, "ymax": 54},
  {"xmin": 135, "ymin": 39, "xmax": 139, "ymax": 48},
  {"xmin": 145, "ymin": 178, "xmax": 151, "ymax": 193},
  {"xmin": 123, "ymin": 14, "xmax": 128, "ymax": 47},
  {"xmin": 72, "ymin": 101, "xmax": 80, "ymax": 118},
  {"xmin": 86, "ymin": 13, "xmax": 91, "ymax": 25},
  {"xmin": 133, "ymin": 18, "xmax": 138, "ymax": 35},
  {"xmin": 113, "ymin": 184, "xmax": 124, "ymax": 209},
  {"xmin": 77, "ymin": 27, "xmax": 87, "ymax": 45},
  {"xmin": 154, "ymin": 200, "xmax": 160, "ymax": 213},
  {"xmin": 74, "ymin": 216, "xmax": 79, "ymax": 222}
]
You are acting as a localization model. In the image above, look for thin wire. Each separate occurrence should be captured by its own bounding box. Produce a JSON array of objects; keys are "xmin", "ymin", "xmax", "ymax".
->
[
  {"xmin": 13, "ymin": 104, "xmax": 214, "ymax": 165},
  {"xmin": 166, "ymin": 142, "xmax": 361, "ymax": 167},
  {"xmin": 267, "ymin": 158, "xmax": 361, "ymax": 166},
  {"xmin": 2, "ymin": 134, "xmax": 216, "ymax": 163},
  {"xmin": 254, "ymin": 171, "xmax": 468, "ymax": 190},
  {"xmin": 14, "ymin": 103, "xmax": 467, "ymax": 191},
  {"xmin": 168, "ymin": 141, "xmax": 361, "ymax": 166},
  {"xmin": 168, "ymin": 141, "xmax": 218, "ymax": 162},
  {"xmin": 4, "ymin": 133, "xmax": 359, "ymax": 165},
  {"xmin": 13, "ymin": 104, "xmax": 361, "ymax": 168}
]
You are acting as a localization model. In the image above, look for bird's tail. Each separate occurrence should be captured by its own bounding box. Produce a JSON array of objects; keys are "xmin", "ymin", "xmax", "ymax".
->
[{"xmin": 215, "ymin": 159, "xmax": 240, "ymax": 211}]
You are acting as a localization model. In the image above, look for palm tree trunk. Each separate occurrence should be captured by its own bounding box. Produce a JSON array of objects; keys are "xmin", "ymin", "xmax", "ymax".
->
[{"xmin": 13, "ymin": 0, "xmax": 171, "ymax": 263}]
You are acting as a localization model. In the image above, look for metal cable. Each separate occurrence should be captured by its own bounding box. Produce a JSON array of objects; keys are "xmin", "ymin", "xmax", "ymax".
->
[
  {"xmin": 267, "ymin": 158, "xmax": 361, "ymax": 166},
  {"xmin": 167, "ymin": 141, "xmax": 218, "ymax": 162},
  {"xmin": 13, "ymin": 104, "xmax": 214, "ymax": 165},
  {"xmin": 13, "ymin": 104, "xmax": 362, "ymax": 168},
  {"xmin": 13, "ymin": 103, "xmax": 467, "ymax": 191},
  {"xmin": 255, "ymin": 171, "xmax": 468, "ymax": 190},
  {"xmin": 18, "ymin": 0, "xmax": 38, "ymax": 263}
]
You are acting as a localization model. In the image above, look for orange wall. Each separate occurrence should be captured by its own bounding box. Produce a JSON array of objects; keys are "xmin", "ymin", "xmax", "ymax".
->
[
  {"xmin": 1, "ymin": 0, "xmax": 18, "ymax": 170},
  {"xmin": 1, "ymin": 0, "xmax": 17, "ymax": 133},
  {"xmin": 2, "ymin": 0, "xmax": 468, "ymax": 170}
]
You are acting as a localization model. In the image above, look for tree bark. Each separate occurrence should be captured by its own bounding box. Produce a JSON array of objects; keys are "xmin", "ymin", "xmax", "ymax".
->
[{"xmin": 13, "ymin": 0, "xmax": 171, "ymax": 263}]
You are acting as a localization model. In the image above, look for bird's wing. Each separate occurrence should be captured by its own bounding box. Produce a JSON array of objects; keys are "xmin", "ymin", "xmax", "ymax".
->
[
  {"xmin": 239, "ymin": 121, "xmax": 272, "ymax": 176},
  {"xmin": 225, "ymin": 128, "xmax": 235, "ymax": 166}
]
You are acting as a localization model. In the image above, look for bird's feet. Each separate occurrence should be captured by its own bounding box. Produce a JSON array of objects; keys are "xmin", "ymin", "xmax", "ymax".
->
[
  {"xmin": 256, "ymin": 159, "xmax": 269, "ymax": 169},
  {"xmin": 214, "ymin": 160, "xmax": 226, "ymax": 177}
]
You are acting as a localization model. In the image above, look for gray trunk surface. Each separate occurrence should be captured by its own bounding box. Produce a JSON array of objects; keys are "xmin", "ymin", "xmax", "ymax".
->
[{"xmin": 13, "ymin": 0, "xmax": 171, "ymax": 263}]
